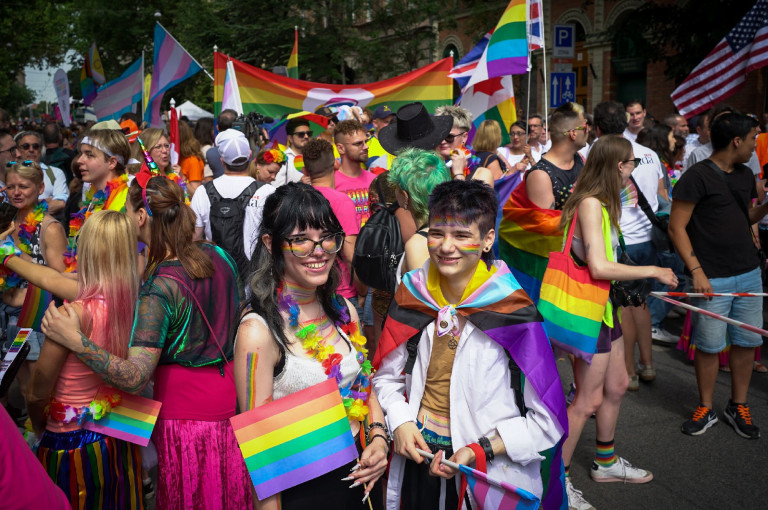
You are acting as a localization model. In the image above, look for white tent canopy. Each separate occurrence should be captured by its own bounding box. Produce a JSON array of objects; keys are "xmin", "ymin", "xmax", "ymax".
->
[{"xmin": 176, "ymin": 100, "xmax": 213, "ymax": 121}]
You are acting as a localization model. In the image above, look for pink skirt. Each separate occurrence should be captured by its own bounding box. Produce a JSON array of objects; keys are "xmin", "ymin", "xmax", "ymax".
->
[{"xmin": 154, "ymin": 418, "xmax": 252, "ymax": 509}]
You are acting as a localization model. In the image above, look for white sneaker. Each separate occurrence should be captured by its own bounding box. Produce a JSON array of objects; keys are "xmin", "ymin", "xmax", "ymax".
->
[
  {"xmin": 566, "ymin": 477, "xmax": 596, "ymax": 510},
  {"xmin": 590, "ymin": 457, "xmax": 653, "ymax": 483},
  {"xmin": 651, "ymin": 327, "xmax": 678, "ymax": 345}
]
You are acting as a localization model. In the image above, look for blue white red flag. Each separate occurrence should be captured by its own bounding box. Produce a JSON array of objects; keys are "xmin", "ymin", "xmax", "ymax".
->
[
  {"xmin": 527, "ymin": 0, "xmax": 544, "ymax": 51},
  {"xmin": 449, "ymin": 32, "xmax": 493, "ymax": 93},
  {"xmin": 144, "ymin": 23, "xmax": 203, "ymax": 126}
]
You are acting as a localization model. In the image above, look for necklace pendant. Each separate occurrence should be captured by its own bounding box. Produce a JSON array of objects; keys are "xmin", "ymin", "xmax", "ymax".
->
[
  {"xmin": 439, "ymin": 320, "xmax": 448, "ymax": 329},
  {"xmin": 448, "ymin": 337, "xmax": 458, "ymax": 350}
]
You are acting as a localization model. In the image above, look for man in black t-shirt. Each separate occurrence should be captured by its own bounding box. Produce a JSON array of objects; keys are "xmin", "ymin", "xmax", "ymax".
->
[
  {"xmin": 526, "ymin": 102, "xmax": 587, "ymax": 210},
  {"xmin": 670, "ymin": 112, "xmax": 768, "ymax": 440}
]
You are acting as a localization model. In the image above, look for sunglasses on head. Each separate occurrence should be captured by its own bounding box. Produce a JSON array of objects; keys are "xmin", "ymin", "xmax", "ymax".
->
[
  {"xmin": 292, "ymin": 130, "xmax": 313, "ymax": 138},
  {"xmin": 19, "ymin": 143, "xmax": 41, "ymax": 151},
  {"xmin": 5, "ymin": 160, "xmax": 33, "ymax": 167}
]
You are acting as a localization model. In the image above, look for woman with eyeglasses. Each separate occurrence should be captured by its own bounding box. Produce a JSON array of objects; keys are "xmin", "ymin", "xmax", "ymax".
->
[
  {"xmin": 556, "ymin": 135, "xmax": 676, "ymax": 510},
  {"xmin": 1, "ymin": 160, "xmax": 67, "ymax": 400},
  {"xmin": 233, "ymin": 183, "xmax": 388, "ymax": 509},
  {"xmin": 497, "ymin": 120, "xmax": 535, "ymax": 174},
  {"xmin": 41, "ymin": 173, "xmax": 252, "ymax": 508}
]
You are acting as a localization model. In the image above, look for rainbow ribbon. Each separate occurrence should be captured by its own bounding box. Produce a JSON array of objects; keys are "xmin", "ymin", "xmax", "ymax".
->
[
  {"xmin": 654, "ymin": 295, "xmax": 768, "ymax": 338},
  {"xmin": 651, "ymin": 291, "xmax": 768, "ymax": 298}
]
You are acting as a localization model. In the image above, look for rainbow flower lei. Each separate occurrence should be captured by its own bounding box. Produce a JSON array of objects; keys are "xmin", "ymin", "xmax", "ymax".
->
[
  {"xmin": 0, "ymin": 239, "xmax": 22, "ymax": 290},
  {"xmin": 278, "ymin": 290, "xmax": 374, "ymax": 421},
  {"xmin": 47, "ymin": 392, "xmax": 122, "ymax": 425},
  {"xmin": 17, "ymin": 201, "xmax": 48, "ymax": 255},
  {"xmin": 64, "ymin": 175, "xmax": 129, "ymax": 272}
]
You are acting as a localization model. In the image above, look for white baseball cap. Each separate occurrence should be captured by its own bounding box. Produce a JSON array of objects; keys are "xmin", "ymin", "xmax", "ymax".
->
[{"xmin": 215, "ymin": 129, "xmax": 252, "ymax": 166}]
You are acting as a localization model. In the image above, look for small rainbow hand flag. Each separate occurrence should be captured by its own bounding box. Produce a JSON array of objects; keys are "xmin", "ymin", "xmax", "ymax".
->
[
  {"xmin": 230, "ymin": 378, "xmax": 357, "ymax": 500},
  {"xmin": 293, "ymin": 154, "xmax": 305, "ymax": 173},
  {"xmin": 0, "ymin": 328, "xmax": 30, "ymax": 384},
  {"xmin": 83, "ymin": 391, "xmax": 162, "ymax": 447},
  {"xmin": 18, "ymin": 283, "xmax": 53, "ymax": 330}
]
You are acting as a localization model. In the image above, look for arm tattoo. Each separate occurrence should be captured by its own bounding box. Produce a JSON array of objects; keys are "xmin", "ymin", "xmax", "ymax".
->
[
  {"xmin": 549, "ymin": 201, "xmax": 556, "ymax": 209},
  {"xmin": 76, "ymin": 333, "xmax": 159, "ymax": 394}
]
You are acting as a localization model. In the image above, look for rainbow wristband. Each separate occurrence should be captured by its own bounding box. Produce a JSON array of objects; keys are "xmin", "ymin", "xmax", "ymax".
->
[{"xmin": 2, "ymin": 254, "xmax": 13, "ymax": 267}]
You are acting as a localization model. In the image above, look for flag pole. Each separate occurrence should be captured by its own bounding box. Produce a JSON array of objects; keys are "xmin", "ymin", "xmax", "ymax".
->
[
  {"xmin": 541, "ymin": 0, "xmax": 548, "ymax": 135},
  {"xmin": 141, "ymin": 50, "xmax": 145, "ymax": 116},
  {"xmin": 156, "ymin": 22, "xmax": 214, "ymax": 81}
]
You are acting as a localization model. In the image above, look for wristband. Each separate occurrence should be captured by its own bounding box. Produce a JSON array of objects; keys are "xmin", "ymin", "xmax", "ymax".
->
[
  {"xmin": 690, "ymin": 265, "xmax": 702, "ymax": 273},
  {"xmin": 2, "ymin": 254, "xmax": 14, "ymax": 267},
  {"xmin": 369, "ymin": 433, "xmax": 390, "ymax": 454},
  {"xmin": 478, "ymin": 436, "xmax": 494, "ymax": 463}
]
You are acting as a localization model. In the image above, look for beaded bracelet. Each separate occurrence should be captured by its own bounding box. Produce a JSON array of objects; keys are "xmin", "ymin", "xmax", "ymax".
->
[{"xmin": 367, "ymin": 421, "xmax": 388, "ymax": 436}]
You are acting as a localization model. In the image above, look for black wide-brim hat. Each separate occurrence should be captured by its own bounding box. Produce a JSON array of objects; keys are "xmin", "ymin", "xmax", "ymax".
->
[{"xmin": 378, "ymin": 102, "xmax": 453, "ymax": 154}]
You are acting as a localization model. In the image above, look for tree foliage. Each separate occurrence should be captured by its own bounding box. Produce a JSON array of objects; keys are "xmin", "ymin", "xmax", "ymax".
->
[{"xmin": 613, "ymin": 0, "xmax": 761, "ymax": 83}]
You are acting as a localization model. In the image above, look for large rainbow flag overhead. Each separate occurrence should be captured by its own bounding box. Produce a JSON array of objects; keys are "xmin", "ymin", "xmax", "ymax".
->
[
  {"xmin": 213, "ymin": 52, "xmax": 453, "ymax": 120},
  {"xmin": 230, "ymin": 378, "xmax": 358, "ymax": 500},
  {"xmin": 498, "ymin": 183, "xmax": 564, "ymax": 305}
]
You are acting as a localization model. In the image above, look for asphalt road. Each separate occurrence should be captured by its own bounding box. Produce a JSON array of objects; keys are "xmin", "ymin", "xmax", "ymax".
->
[{"xmin": 561, "ymin": 311, "xmax": 768, "ymax": 510}]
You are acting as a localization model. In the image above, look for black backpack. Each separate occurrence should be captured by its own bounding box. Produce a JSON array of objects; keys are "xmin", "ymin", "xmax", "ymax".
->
[
  {"xmin": 352, "ymin": 180, "xmax": 404, "ymax": 293},
  {"xmin": 204, "ymin": 180, "xmax": 263, "ymax": 277}
]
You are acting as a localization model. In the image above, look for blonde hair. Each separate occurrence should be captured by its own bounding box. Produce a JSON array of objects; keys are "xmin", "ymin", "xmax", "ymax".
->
[
  {"xmin": 6, "ymin": 161, "xmax": 44, "ymax": 186},
  {"xmin": 560, "ymin": 135, "xmax": 630, "ymax": 231},
  {"xmin": 75, "ymin": 210, "xmax": 139, "ymax": 358},
  {"xmin": 472, "ymin": 120, "xmax": 502, "ymax": 152},
  {"xmin": 140, "ymin": 128, "xmax": 172, "ymax": 173},
  {"xmin": 80, "ymin": 129, "xmax": 130, "ymax": 175}
]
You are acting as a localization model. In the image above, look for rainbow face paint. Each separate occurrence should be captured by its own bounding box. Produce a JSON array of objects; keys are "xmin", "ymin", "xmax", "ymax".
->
[{"xmin": 457, "ymin": 243, "xmax": 481, "ymax": 255}]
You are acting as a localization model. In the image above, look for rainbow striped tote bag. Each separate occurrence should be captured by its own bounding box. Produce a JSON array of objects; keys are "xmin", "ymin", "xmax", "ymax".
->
[{"xmin": 538, "ymin": 210, "xmax": 610, "ymax": 363}]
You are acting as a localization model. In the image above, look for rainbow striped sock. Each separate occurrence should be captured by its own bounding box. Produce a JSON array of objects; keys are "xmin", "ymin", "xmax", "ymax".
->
[
  {"xmin": 595, "ymin": 439, "xmax": 616, "ymax": 468},
  {"xmin": 564, "ymin": 464, "xmax": 570, "ymax": 478}
]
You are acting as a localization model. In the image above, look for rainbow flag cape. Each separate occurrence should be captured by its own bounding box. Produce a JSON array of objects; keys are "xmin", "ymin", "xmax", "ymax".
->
[
  {"xmin": 17, "ymin": 284, "xmax": 53, "ymax": 330},
  {"xmin": 213, "ymin": 52, "xmax": 453, "ymax": 120},
  {"xmin": 498, "ymin": 182, "xmax": 564, "ymax": 305},
  {"xmin": 375, "ymin": 260, "xmax": 568, "ymax": 510},
  {"xmin": 459, "ymin": 464, "xmax": 539, "ymax": 510},
  {"xmin": 230, "ymin": 378, "xmax": 358, "ymax": 500},
  {"xmin": 464, "ymin": 0, "xmax": 529, "ymax": 91},
  {"xmin": 83, "ymin": 391, "xmax": 162, "ymax": 447},
  {"xmin": 287, "ymin": 27, "xmax": 299, "ymax": 79}
]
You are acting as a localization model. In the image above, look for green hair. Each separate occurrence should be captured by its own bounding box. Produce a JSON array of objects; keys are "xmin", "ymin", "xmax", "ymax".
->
[{"xmin": 388, "ymin": 148, "xmax": 451, "ymax": 226}]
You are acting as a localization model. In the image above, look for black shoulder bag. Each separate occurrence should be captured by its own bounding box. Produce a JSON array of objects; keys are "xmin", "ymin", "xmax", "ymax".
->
[{"xmin": 629, "ymin": 175, "xmax": 674, "ymax": 253}]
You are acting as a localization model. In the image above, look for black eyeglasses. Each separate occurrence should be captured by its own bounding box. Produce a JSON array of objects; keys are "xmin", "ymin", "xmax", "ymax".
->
[
  {"xmin": 0, "ymin": 145, "xmax": 15, "ymax": 154},
  {"xmin": 19, "ymin": 143, "xmax": 41, "ymax": 151},
  {"xmin": 6, "ymin": 160, "xmax": 33, "ymax": 167},
  {"xmin": 284, "ymin": 233, "xmax": 345, "ymax": 258},
  {"xmin": 292, "ymin": 130, "xmax": 313, "ymax": 138},
  {"xmin": 622, "ymin": 158, "xmax": 642, "ymax": 167}
]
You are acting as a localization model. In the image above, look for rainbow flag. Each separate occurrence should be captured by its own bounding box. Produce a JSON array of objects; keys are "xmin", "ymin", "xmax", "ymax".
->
[
  {"xmin": 80, "ymin": 42, "xmax": 106, "ymax": 106},
  {"xmin": 213, "ymin": 52, "xmax": 453, "ymax": 120},
  {"xmin": 287, "ymin": 27, "xmax": 299, "ymax": 79},
  {"xmin": 0, "ymin": 328, "xmax": 30, "ymax": 384},
  {"xmin": 230, "ymin": 378, "xmax": 357, "ymax": 500},
  {"xmin": 460, "ymin": 464, "xmax": 539, "ymax": 510},
  {"xmin": 83, "ymin": 391, "xmax": 162, "ymax": 447},
  {"xmin": 464, "ymin": 0, "xmax": 529, "ymax": 91},
  {"xmin": 17, "ymin": 284, "xmax": 53, "ymax": 330},
  {"xmin": 498, "ymin": 183, "xmax": 563, "ymax": 305}
]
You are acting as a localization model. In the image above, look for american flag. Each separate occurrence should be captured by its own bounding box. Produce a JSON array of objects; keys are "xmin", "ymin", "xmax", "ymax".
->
[
  {"xmin": 671, "ymin": 0, "xmax": 768, "ymax": 118},
  {"xmin": 528, "ymin": 0, "xmax": 544, "ymax": 51}
]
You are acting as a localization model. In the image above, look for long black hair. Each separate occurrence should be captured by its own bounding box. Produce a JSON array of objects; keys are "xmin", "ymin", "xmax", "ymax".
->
[{"xmin": 245, "ymin": 182, "xmax": 346, "ymax": 351}]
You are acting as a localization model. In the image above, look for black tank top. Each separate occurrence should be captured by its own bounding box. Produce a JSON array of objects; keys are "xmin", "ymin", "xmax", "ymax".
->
[{"xmin": 527, "ymin": 154, "xmax": 584, "ymax": 210}]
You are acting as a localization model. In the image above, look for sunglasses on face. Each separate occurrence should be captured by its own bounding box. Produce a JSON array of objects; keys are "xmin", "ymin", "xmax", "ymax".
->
[
  {"xmin": 284, "ymin": 233, "xmax": 345, "ymax": 258},
  {"xmin": 444, "ymin": 132, "xmax": 465, "ymax": 144},
  {"xmin": 622, "ymin": 158, "xmax": 642, "ymax": 167},
  {"xmin": 329, "ymin": 116, "xmax": 339, "ymax": 124},
  {"xmin": 19, "ymin": 143, "xmax": 41, "ymax": 151},
  {"xmin": 5, "ymin": 160, "xmax": 33, "ymax": 167},
  {"xmin": 292, "ymin": 130, "xmax": 313, "ymax": 138}
]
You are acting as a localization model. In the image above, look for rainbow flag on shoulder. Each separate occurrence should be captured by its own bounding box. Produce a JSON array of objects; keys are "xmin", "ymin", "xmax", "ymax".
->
[
  {"xmin": 230, "ymin": 378, "xmax": 358, "ymax": 500},
  {"xmin": 498, "ymin": 182, "xmax": 563, "ymax": 305}
]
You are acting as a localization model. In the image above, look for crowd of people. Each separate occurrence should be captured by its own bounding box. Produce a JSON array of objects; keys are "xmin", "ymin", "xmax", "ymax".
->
[{"xmin": 0, "ymin": 95, "xmax": 764, "ymax": 510}]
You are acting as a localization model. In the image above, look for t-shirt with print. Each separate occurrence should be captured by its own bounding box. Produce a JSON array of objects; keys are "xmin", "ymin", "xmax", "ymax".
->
[
  {"xmin": 190, "ymin": 175, "xmax": 261, "ymax": 261},
  {"xmin": 672, "ymin": 160, "xmax": 760, "ymax": 278},
  {"xmin": 334, "ymin": 169, "xmax": 377, "ymax": 226},
  {"xmin": 526, "ymin": 153, "xmax": 584, "ymax": 210},
  {"xmin": 620, "ymin": 141, "xmax": 664, "ymax": 245},
  {"xmin": 315, "ymin": 186, "xmax": 361, "ymax": 299}
]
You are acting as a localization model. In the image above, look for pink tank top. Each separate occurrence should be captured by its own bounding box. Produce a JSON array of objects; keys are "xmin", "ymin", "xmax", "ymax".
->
[{"xmin": 47, "ymin": 299, "xmax": 113, "ymax": 433}]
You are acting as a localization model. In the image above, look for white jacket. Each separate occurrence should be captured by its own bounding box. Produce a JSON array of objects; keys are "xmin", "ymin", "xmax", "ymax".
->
[{"xmin": 373, "ymin": 320, "xmax": 565, "ymax": 509}]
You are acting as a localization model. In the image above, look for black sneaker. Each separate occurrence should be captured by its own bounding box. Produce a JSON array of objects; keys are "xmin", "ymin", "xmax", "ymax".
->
[
  {"xmin": 724, "ymin": 400, "xmax": 760, "ymax": 439},
  {"xmin": 143, "ymin": 478, "xmax": 155, "ymax": 503},
  {"xmin": 681, "ymin": 404, "xmax": 718, "ymax": 436}
]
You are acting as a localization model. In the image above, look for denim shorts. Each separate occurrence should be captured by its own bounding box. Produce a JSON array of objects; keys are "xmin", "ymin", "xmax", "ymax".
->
[
  {"xmin": 348, "ymin": 289, "xmax": 374, "ymax": 326},
  {"xmin": 692, "ymin": 267, "xmax": 764, "ymax": 353}
]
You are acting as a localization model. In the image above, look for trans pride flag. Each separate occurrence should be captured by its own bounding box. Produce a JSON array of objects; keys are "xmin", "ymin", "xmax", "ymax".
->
[
  {"xmin": 460, "ymin": 464, "xmax": 539, "ymax": 510},
  {"xmin": 144, "ymin": 23, "xmax": 203, "ymax": 126},
  {"xmin": 230, "ymin": 378, "xmax": 358, "ymax": 500},
  {"xmin": 92, "ymin": 57, "xmax": 143, "ymax": 121}
]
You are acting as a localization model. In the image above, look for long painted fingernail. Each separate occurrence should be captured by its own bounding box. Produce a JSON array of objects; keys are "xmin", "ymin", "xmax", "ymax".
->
[
  {"xmin": 341, "ymin": 476, "xmax": 355, "ymax": 481},
  {"xmin": 349, "ymin": 481, "xmax": 361, "ymax": 488},
  {"xmin": 350, "ymin": 463, "xmax": 361, "ymax": 472},
  {"xmin": 362, "ymin": 492, "xmax": 370, "ymax": 503}
]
